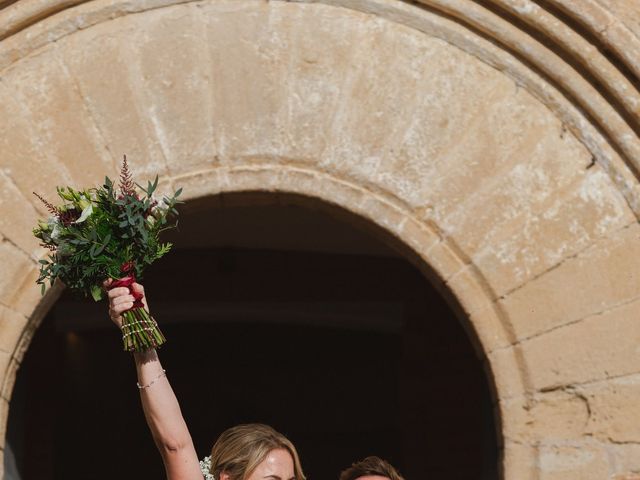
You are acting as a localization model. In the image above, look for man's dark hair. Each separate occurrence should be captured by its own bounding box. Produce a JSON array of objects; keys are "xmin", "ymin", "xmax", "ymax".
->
[{"xmin": 339, "ymin": 456, "xmax": 405, "ymax": 480}]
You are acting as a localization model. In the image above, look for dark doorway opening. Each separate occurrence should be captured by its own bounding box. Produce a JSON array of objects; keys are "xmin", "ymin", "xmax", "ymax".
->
[{"xmin": 6, "ymin": 194, "xmax": 498, "ymax": 479}]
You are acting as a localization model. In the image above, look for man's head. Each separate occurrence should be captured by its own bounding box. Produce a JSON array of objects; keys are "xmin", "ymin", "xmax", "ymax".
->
[{"xmin": 339, "ymin": 456, "xmax": 404, "ymax": 480}]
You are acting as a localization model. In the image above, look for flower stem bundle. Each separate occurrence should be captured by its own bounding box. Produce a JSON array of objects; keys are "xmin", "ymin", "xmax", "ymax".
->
[
  {"xmin": 110, "ymin": 266, "xmax": 167, "ymax": 352},
  {"xmin": 32, "ymin": 156, "xmax": 182, "ymax": 352}
]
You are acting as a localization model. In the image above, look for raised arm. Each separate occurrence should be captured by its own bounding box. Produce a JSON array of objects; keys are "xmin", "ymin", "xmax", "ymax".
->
[{"xmin": 105, "ymin": 279, "xmax": 202, "ymax": 480}]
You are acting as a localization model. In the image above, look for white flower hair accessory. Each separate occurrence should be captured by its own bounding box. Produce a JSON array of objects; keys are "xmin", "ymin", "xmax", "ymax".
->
[{"xmin": 200, "ymin": 456, "xmax": 216, "ymax": 480}]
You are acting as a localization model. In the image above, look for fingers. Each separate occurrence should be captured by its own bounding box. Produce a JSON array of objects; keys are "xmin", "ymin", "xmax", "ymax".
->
[
  {"xmin": 112, "ymin": 294, "xmax": 135, "ymax": 307},
  {"xmin": 109, "ymin": 292, "xmax": 133, "ymax": 308},
  {"xmin": 106, "ymin": 283, "xmax": 132, "ymax": 327},
  {"xmin": 104, "ymin": 282, "xmax": 145, "ymax": 298},
  {"xmin": 107, "ymin": 287, "xmax": 130, "ymax": 299},
  {"xmin": 110, "ymin": 300, "xmax": 134, "ymax": 317},
  {"xmin": 103, "ymin": 279, "xmax": 149, "ymax": 327},
  {"xmin": 109, "ymin": 290, "xmax": 134, "ymax": 310}
]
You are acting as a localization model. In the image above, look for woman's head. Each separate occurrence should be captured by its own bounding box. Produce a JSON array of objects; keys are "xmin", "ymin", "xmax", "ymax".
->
[
  {"xmin": 339, "ymin": 456, "xmax": 404, "ymax": 480},
  {"xmin": 209, "ymin": 424, "xmax": 305, "ymax": 480}
]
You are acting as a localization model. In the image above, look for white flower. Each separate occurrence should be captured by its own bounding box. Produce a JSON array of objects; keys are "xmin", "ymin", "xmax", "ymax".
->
[
  {"xmin": 48, "ymin": 217, "xmax": 62, "ymax": 242},
  {"xmin": 200, "ymin": 456, "xmax": 215, "ymax": 480},
  {"xmin": 151, "ymin": 196, "xmax": 170, "ymax": 218},
  {"xmin": 75, "ymin": 203, "xmax": 93, "ymax": 223},
  {"xmin": 77, "ymin": 195, "xmax": 92, "ymax": 211}
]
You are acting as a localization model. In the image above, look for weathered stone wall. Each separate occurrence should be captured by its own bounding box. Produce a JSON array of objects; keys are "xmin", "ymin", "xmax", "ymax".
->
[{"xmin": 0, "ymin": 1, "xmax": 639, "ymax": 478}]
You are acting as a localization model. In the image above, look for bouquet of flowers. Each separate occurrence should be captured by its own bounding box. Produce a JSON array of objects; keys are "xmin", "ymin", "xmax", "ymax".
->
[{"xmin": 32, "ymin": 156, "xmax": 182, "ymax": 352}]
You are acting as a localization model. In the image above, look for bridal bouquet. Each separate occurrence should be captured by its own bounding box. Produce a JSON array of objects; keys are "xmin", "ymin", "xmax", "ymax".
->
[{"xmin": 32, "ymin": 156, "xmax": 182, "ymax": 352}]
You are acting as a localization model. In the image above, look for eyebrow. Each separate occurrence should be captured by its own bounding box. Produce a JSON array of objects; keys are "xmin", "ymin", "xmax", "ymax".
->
[{"xmin": 263, "ymin": 477, "xmax": 295, "ymax": 480}]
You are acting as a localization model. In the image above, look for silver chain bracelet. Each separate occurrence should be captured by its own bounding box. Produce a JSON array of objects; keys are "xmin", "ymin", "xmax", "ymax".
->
[{"xmin": 137, "ymin": 369, "xmax": 167, "ymax": 389}]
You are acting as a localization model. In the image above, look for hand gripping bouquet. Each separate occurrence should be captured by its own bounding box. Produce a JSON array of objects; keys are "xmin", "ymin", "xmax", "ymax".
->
[{"xmin": 32, "ymin": 156, "xmax": 182, "ymax": 352}]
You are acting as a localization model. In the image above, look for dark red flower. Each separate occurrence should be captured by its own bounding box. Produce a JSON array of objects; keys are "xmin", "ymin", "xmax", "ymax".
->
[
  {"xmin": 120, "ymin": 261, "xmax": 135, "ymax": 274},
  {"xmin": 58, "ymin": 208, "xmax": 80, "ymax": 226}
]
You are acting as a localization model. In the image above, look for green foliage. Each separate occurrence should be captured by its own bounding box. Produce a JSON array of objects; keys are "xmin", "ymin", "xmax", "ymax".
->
[{"xmin": 33, "ymin": 170, "xmax": 182, "ymax": 301}]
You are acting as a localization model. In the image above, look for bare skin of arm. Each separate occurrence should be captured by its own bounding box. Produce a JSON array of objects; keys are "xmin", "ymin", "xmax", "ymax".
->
[{"xmin": 105, "ymin": 279, "xmax": 203, "ymax": 480}]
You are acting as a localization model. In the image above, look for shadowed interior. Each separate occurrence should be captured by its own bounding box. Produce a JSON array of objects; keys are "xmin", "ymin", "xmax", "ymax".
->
[{"xmin": 6, "ymin": 194, "xmax": 498, "ymax": 479}]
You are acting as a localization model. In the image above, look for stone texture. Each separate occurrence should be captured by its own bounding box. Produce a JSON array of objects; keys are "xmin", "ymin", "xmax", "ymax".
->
[
  {"xmin": 59, "ymin": 18, "xmax": 171, "ymax": 182},
  {"xmin": 612, "ymin": 474, "xmax": 640, "ymax": 480},
  {"xmin": 282, "ymin": 168, "xmax": 371, "ymax": 218},
  {"xmin": 501, "ymin": 391, "xmax": 591, "ymax": 443},
  {"xmin": 446, "ymin": 267, "xmax": 513, "ymax": 352},
  {"xmin": 201, "ymin": 1, "xmax": 369, "ymax": 166},
  {"xmin": 1, "ymin": 47, "xmax": 114, "ymax": 187},
  {"xmin": 469, "ymin": 303, "xmax": 515, "ymax": 353},
  {"xmin": 356, "ymin": 194, "xmax": 408, "ymax": 239},
  {"xmin": 473, "ymin": 166, "xmax": 634, "ymax": 297},
  {"xmin": 0, "ymin": 351, "xmax": 9, "ymax": 395},
  {"xmin": 174, "ymin": 169, "xmax": 226, "ymax": 202},
  {"xmin": 607, "ymin": 443, "xmax": 640, "ymax": 477},
  {"xmin": 10, "ymin": 268, "xmax": 54, "ymax": 320},
  {"xmin": 501, "ymin": 442, "xmax": 537, "ymax": 480},
  {"xmin": 0, "ymin": 80, "xmax": 74, "ymax": 214},
  {"xmin": 0, "ymin": 396, "xmax": 7, "ymax": 450},
  {"xmin": 371, "ymin": 45, "xmax": 511, "ymax": 210},
  {"xmin": 319, "ymin": 17, "xmax": 460, "ymax": 198},
  {"xmin": 499, "ymin": 221, "xmax": 640, "ymax": 341},
  {"xmin": 268, "ymin": 3, "xmax": 366, "ymax": 163},
  {"xmin": 0, "ymin": 241, "xmax": 36, "ymax": 310},
  {"xmin": 537, "ymin": 443, "xmax": 609, "ymax": 480},
  {"xmin": 487, "ymin": 345, "xmax": 529, "ymax": 399},
  {"xmin": 593, "ymin": 0, "xmax": 640, "ymax": 39},
  {"xmin": 0, "ymin": 171, "xmax": 41, "ymax": 255},
  {"xmin": 127, "ymin": 5, "xmax": 218, "ymax": 174},
  {"xmin": 0, "ymin": 306, "xmax": 27, "ymax": 355},
  {"xmin": 434, "ymin": 90, "xmax": 592, "ymax": 249},
  {"xmin": 424, "ymin": 240, "xmax": 465, "ymax": 284},
  {"xmin": 197, "ymin": 1, "xmax": 297, "ymax": 161},
  {"xmin": 397, "ymin": 217, "xmax": 439, "ymax": 260},
  {"xmin": 579, "ymin": 374, "xmax": 640, "ymax": 444},
  {"xmin": 520, "ymin": 297, "xmax": 640, "ymax": 390}
]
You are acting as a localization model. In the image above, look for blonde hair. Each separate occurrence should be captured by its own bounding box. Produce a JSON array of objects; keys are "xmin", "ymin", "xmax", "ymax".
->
[{"xmin": 209, "ymin": 424, "xmax": 306, "ymax": 480}]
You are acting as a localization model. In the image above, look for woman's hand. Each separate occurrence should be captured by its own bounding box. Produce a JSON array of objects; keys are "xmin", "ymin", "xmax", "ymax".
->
[{"xmin": 102, "ymin": 279, "xmax": 149, "ymax": 329}]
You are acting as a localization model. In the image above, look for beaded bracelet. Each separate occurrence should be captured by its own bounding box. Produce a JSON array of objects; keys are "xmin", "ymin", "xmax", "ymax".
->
[{"xmin": 137, "ymin": 369, "xmax": 167, "ymax": 389}]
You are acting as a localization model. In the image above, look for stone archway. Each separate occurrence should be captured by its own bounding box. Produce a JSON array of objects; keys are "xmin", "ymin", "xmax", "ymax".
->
[
  {"xmin": 7, "ymin": 190, "xmax": 502, "ymax": 479},
  {"xmin": 1, "ymin": 1, "xmax": 639, "ymax": 478}
]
